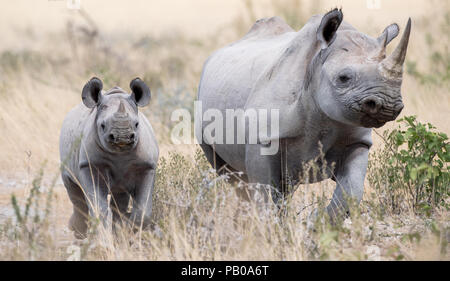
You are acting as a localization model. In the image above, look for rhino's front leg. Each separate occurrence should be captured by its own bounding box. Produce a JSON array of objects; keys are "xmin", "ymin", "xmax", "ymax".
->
[
  {"xmin": 327, "ymin": 143, "xmax": 369, "ymax": 220},
  {"xmin": 78, "ymin": 167, "xmax": 110, "ymax": 229},
  {"xmin": 129, "ymin": 169, "xmax": 156, "ymax": 230}
]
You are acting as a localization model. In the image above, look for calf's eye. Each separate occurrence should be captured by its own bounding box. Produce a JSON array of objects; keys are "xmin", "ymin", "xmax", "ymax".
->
[{"xmin": 135, "ymin": 122, "xmax": 139, "ymax": 128}]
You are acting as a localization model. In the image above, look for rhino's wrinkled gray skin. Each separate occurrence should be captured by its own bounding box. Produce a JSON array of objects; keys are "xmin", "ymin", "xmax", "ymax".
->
[
  {"xmin": 60, "ymin": 77, "xmax": 158, "ymax": 238},
  {"xmin": 197, "ymin": 9, "xmax": 411, "ymax": 219}
]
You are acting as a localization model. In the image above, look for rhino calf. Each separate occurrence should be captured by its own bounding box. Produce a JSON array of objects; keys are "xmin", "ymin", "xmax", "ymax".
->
[{"xmin": 60, "ymin": 77, "xmax": 158, "ymax": 238}]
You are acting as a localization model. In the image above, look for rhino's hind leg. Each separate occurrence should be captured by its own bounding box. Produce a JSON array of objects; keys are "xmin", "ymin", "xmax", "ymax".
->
[
  {"xmin": 200, "ymin": 143, "xmax": 248, "ymax": 184},
  {"xmin": 62, "ymin": 173, "xmax": 89, "ymax": 239}
]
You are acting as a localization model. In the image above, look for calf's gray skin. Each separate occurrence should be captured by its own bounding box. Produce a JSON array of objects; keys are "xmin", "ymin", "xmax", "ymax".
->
[
  {"xmin": 197, "ymin": 9, "xmax": 411, "ymax": 219},
  {"xmin": 60, "ymin": 77, "xmax": 158, "ymax": 238}
]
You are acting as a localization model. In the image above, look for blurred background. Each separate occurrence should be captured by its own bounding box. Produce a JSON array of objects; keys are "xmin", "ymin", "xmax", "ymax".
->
[{"xmin": 0, "ymin": 0, "xmax": 448, "ymax": 261}]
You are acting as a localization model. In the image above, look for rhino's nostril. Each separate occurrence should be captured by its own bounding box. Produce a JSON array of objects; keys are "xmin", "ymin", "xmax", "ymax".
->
[
  {"xmin": 362, "ymin": 97, "xmax": 381, "ymax": 115},
  {"xmin": 365, "ymin": 100, "xmax": 377, "ymax": 110},
  {"xmin": 108, "ymin": 134, "xmax": 115, "ymax": 142},
  {"xmin": 130, "ymin": 133, "xmax": 135, "ymax": 141}
]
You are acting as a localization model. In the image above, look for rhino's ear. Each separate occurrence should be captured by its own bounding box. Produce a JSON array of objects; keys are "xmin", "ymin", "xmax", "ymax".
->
[
  {"xmin": 82, "ymin": 77, "xmax": 103, "ymax": 108},
  {"xmin": 130, "ymin": 78, "xmax": 151, "ymax": 107},
  {"xmin": 317, "ymin": 8, "xmax": 343, "ymax": 49},
  {"xmin": 377, "ymin": 23, "xmax": 399, "ymax": 47}
]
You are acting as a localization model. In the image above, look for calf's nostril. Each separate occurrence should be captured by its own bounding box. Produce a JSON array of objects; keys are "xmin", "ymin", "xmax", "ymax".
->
[
  {"xmin": 130, "ymin": 133, "xmax": 135, "ymax": 141},
  {"xmin": 108, "ymin": 134, "xmax": 115, "ymax": 142}
]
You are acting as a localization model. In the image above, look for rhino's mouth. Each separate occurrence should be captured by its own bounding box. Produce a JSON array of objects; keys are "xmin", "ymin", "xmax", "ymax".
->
[
  {"xmin": 354, "ymin": 96, "xmax": 403, "ymax": 128},
  {"xmin": 360, "ymin": 114, "xmax": 391, "ymax": 128},
  {"xmin": 108, "ymin": 141, "xmax": 136, "ymax": 152}
]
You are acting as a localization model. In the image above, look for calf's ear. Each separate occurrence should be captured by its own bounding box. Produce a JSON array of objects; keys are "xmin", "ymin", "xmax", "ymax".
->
[
  {"xmin": 82, "ymin": 77, "xmax": 103, "ymax": 108},
  {"xmin": 130, "ymin": 78, "xmax": 151, "ymax": 107},
  {"xmin": 317, "ymin": 8, "xmax": 343, "ymax": 49}
]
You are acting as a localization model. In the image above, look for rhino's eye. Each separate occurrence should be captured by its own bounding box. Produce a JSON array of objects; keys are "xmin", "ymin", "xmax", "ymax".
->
[
  {"xmin": 135, "ymin": 122, "xmax": 139, "ymax": 128},
  {"xmin": 101, "ymin": 123, "xmax": 106, "ymax": 131},
  {"xmin": 338, "ymin": 74, "xmax": 351, "ymax": 83}
]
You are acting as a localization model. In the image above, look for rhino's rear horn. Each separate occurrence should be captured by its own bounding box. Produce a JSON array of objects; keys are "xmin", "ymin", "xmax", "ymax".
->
[
  {"xmin": 380, "ymin": 18, "xmax": 412, "ymax": 78},
  {"xmin": 82, "ymin": 77, "xmax": 103, "ymax": 108}
]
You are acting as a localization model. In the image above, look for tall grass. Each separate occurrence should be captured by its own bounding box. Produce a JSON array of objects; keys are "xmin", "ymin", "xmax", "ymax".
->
[{"xmin": 1, "ymin": 149, "xmax": 447, "ymax": 260}]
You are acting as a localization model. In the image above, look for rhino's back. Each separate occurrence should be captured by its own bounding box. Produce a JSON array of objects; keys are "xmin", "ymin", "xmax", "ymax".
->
[{"xmin": 198, "ymin": 17, "xmax": 299, "ymax": 111}]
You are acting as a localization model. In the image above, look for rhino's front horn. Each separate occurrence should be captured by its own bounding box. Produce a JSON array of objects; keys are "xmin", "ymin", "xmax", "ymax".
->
[
  {"xmin": 118, "ymin": 100, "xmax": 126, "ymax": 113},
  {"xmin": 380, "ymin": 18, "xmax": 411, "ymax": 78}
]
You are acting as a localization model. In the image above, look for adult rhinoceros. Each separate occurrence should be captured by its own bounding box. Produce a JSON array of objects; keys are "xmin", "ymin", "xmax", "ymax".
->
[{"xmin": 196, "ymin": 9, "xmax": 411, "ymax": 219}]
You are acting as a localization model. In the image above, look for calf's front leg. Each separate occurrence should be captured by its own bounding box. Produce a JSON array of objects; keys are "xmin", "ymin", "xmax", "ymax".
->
[
  {"xmin": 129, "ymin": 168, "xmax": 156, "ymax": 230},
  {"xmin": 78, "ymin": 167, "xmax": 110, "ymax": 230}
]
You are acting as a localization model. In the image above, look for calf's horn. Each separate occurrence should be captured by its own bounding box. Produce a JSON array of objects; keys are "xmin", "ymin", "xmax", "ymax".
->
[{"xmin": 118, "ymin": 100, "xmax": 126, "ymax": 113}]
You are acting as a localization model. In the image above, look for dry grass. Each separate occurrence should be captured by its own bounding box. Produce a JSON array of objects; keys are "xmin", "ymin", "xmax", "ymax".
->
[{"xmin": 0, "ymin": 0, "xmax": 448, "ymax": 260}]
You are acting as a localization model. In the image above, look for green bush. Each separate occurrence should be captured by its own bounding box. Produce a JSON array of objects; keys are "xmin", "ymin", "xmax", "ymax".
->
[{"xmin": 369, "ymin": 116, "xmax": 450, "ymax": 215}]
